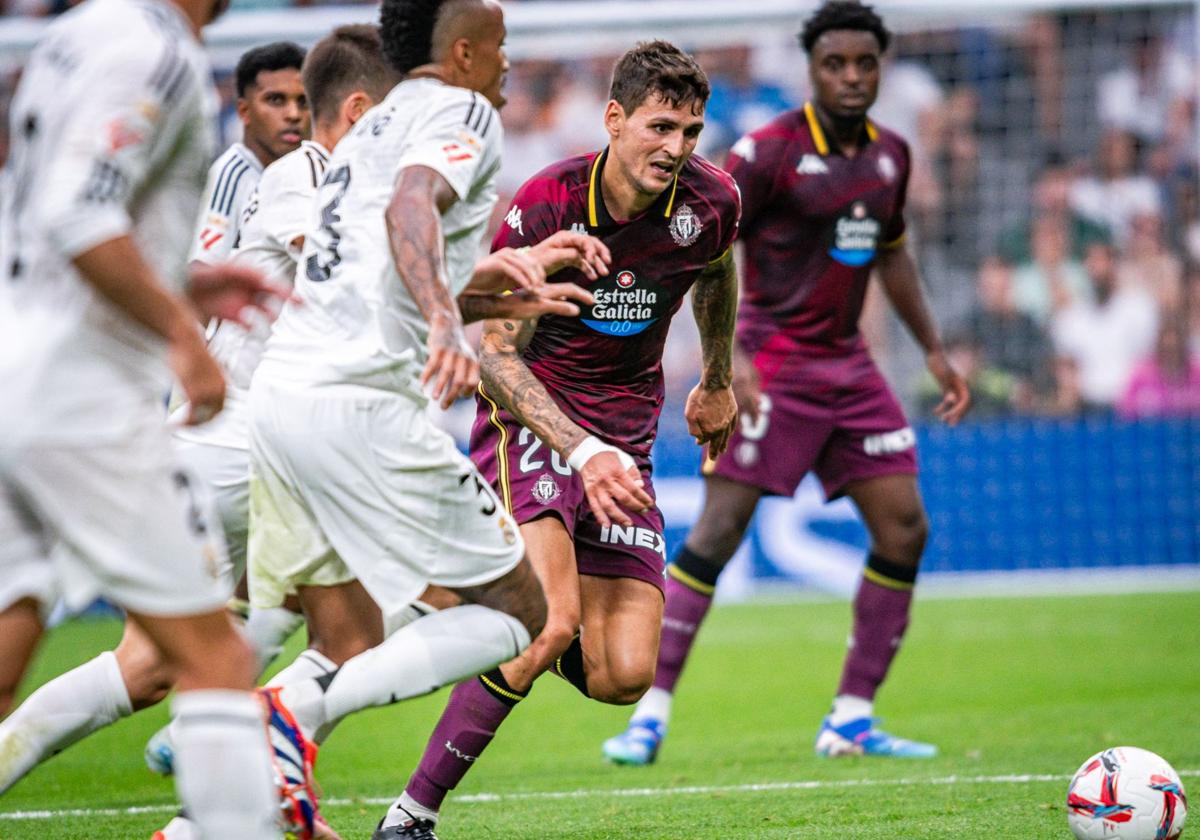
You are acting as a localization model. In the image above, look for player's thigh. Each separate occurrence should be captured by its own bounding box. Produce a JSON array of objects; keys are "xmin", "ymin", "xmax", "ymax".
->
[
  {"xmin": 173, "ymin": 438, "xmax": 250, "ymax": 585},
  {"xmin": 14, "ymin": 426, "xmax": 229, "ymax": 618},
  {"xmin": 298, "ymin": 580, "xmax": 384, "ymax": 666},
  {"xmin": 578, "ymin": 574, "xmax": 664, "ymax": 705},
  {"xmin": 686, "ymin": 475, "xmax": 765, "ymax": 560},
  {"xmin": 114, "ymin": 617, "xmax": 176, "ymax": 710},
  {"xmin": 0, "ymin": 600, "xmax": 44, "ymax": 716}
]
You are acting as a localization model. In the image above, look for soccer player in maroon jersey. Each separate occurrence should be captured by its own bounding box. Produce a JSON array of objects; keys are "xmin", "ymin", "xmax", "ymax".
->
[
  {"xmin": 372, "ymin": 41, "xmax": 741, "ymax": 839},
  {"xmin": 605, "ymin": 0, "xmax": 971, "ymax": 765}
]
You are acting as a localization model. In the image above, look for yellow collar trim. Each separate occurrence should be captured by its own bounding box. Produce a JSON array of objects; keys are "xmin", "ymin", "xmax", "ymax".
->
[
  {"xmin": 804, "ymin": 102, "xmax": 878, "ymax": 154},
  {"xmin": 662, "ymin": 171, "xmax": 679, "ymax": 218},
  {"xmin": 587, "ymin": 147, "xmax": 680, "ymax": 226}
]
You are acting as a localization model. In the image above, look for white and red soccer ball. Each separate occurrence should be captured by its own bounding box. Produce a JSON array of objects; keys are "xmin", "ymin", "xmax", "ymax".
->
[{"xmin": 1067, "ymin": 746, "xmax": 1188, "ymax": 840}]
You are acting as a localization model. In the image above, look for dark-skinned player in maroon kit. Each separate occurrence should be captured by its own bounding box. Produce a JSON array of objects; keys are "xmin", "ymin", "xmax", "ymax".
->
[
  {"xmin": 371, "ymin": 41, "xmax": 742, "ymax": 839},
  {"xmin": 605, "ymin": 0, "xmax": 971, "ymax": 766}
]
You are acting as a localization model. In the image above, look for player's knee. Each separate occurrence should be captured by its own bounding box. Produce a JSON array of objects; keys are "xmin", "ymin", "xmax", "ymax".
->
[
  {"xmin": 528, "ymin": 619, "xmax": 577, "ymax": 668},
  {"xmin": 590, "ymin": 664, "xmax": 654, "ymax": 706},
  {"xmin": 116, "ymin": 638, "xmax": 175, "ymax": 709},
  {"xmin": 879, "ymin": 506, "xmax": 928, "ymax": 565}
]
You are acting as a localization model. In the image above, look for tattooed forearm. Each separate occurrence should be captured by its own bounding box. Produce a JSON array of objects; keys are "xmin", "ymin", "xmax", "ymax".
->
[
  {"xmin": 479, "ymin": 318, "xmax": 588, "ymax": 456},
  {"xmin": 457, "ymin": 294, "xmax": 500, "ymax": 325},
  {"xmin": 385, "ymin": 166, "xmax": 461, "ymax": 329},
  {"xmin": 691, "ymin": 248, "xmax": 738, "ymax": 390}
]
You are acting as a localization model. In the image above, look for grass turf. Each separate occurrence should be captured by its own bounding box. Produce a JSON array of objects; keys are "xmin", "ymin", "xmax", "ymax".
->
[{"xmin": 1, "ymin": 591, "xmax": 1197, "ymax": 839}]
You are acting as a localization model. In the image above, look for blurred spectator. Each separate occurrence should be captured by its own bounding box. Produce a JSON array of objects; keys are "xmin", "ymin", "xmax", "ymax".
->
[
  {"xmin": 1118, "ymin": 312, "xmax": 1200, "ymax": 419},
  {"xmin": 964, "ymin": 255, "xmax": 1055, "ymax": 411},
  {"xmin": 917, "ymin": 333, "xmax": 1014, "ymax": 420},
  {"xmin": 695, "ymin": 45, "xmax": 793, "ymax": 160},
  {"xmin": 1097, "ymin": 31, "xmax": 1193, "ymax": 147},
  {"xmin": 1118, "ymin": 211, "xmax": 1183, "ymax": 310},
  {"xmin": 1052, "ymin": 242, "xmax": 1158, "ymax": 411},
  {"xmin": 1011, "ymin": 214, "xmax": 1091, "ymax": 325},
  {"xmin": 1070, "ymin": 129, "xmax": 1162, "ymax": 248},
  {"xmin": 996, "ymin": 151, "xmax": 1111, "ymax": 265}
]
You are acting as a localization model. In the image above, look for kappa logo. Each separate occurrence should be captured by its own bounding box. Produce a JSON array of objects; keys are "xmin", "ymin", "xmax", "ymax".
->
[
  {"xmin": 599, "ymin": 524, "xmax": 667, "ymax": 558},
  {"xmin": 669, "ymin": 203, "xmax": 702, "ymax": 247},
  {"xmin": 730, "ymin": 135, "xmax": 756, "ymax": 163},
  {"xmin": 504, "ymin": 205, "xmax": 524, "ymax": 235},
  {"xmin": 797, "ymin": 154, "xmax": 829, "ymax": 175},
  {"xmin": 569, "ymin": 222, "xmax": 587, "ymax": 235},
  {"xmin": 616, "ymin": 270, "xmax": 636, "ymax": 288},
  {"xmin": 531, "ymin": 473, "xmax": 561, "ymax": 505}
]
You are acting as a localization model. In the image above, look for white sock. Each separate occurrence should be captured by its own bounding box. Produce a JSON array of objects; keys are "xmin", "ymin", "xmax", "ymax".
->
[
  {"xmin": 828, "ymin": 694, "xmax": 873, "ymax": 727},
  {"xmin": 383, "ymin": 599, "xmax": 436, "ymax": 638},
  {"xmin": 282, "ymin": 605, "xmax": 530, "ymax": 741},
  {"xmin": 171, "ymin": 690, "xmax": 278, "ymax": 840},
  {"xmin": 388, "ymin": 791, "xmax": 439, "ymax": 827},
  {"xmin": 267, "ymin": 648, "xmax": 340, "ymax": 745},
  {"xmin": 631, "ymin": 686, "xmax": 672, "ymax": 728},
  {"xmin": 243, "ymin": 607, "xmax": 305, "ymax": 676},
  {"xmin": 0, "ymin": 650, "xmax": 132, "ymax": 794}
]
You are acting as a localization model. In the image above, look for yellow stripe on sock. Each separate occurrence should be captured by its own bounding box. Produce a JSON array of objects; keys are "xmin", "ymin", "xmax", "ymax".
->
[
  {"xmin": 668, "ymin": 564, "xmax": 716, "ymax": 596},
  {"xmin": 479, "ymin": 673, "xmax": 524, "ymax": 703},
  {"xmin": 863, "ymin": 567, "xmax": 915, "ymax": 592}
]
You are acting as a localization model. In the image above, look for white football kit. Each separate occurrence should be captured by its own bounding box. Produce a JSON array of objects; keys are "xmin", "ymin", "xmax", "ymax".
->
[
  {"xmin": 250, "ymin": 79, "xmax": 522, "ymax": 612},
  {"xmin": 188, "ymin": 141, "xmax": 262, "ymax": 265},
  {"xmin": 175, "ymin": 140, "xmax": 332, "ymax": 592},
  {"xmin": 0, "ymin": 0, "xmax": 227, "ymax": 617}
]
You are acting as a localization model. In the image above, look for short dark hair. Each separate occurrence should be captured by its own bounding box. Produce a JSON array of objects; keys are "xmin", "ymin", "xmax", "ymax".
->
[
  {"xmin": 609, "ymin": 41, "xmax": 710, "ymax": 115},
  {"xmin": 235, "ymin": 42, "xmax": 306, "ymax": 98},
  {"xmin": 303, "ymin": 25, "xmax": 399, "ymax": 124},
  {"xmin": 800, "ymin": 1, "xmax": 890, "ymax": 54},
  {"xmin": 379, "ymin": 0, "xmax": 447, "ymax": 75}
]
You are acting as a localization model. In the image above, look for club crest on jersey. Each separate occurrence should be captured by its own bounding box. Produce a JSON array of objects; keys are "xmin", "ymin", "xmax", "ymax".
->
[
  {"xmin": 669, "ymin": 203, "xmax": 702, "ymax": 247},
  {"xmin": 830, "ymin": 201, "xmax": 881, "ymax": 267},
  {"xmin": 877, "ymin": 153, "xmax": 897, "ymax": 183},
  {"xmin": 581, "ymin": 269, "xmax": 663, "ymax": 337},
  {"xmin": 531, "ymin": 474, "xmax": 561, "ymax": 505},
  {"xmin": 797, "ymin": 154, "xmax": 829, "ymax": 175}
]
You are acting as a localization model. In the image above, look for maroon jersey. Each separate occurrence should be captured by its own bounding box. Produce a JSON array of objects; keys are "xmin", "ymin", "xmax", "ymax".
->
[
  {"xmin": 727, "ymin": 102, "xmax": 910, "ymax": 360},
  {"xmin": 488, "ymin": 149, "xmax": 741, "ymax": 458}
]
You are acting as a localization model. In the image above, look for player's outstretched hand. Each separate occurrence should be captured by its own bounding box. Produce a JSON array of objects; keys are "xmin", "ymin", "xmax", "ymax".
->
[
  {"xmin": 473, "ymin": 247, "xmax": 547, "ymax": 293},
  {"xmin": 487, "ymin": 283, "xmax": 595, "ymax": 320},
  {"xmin": 577, "ymin": 448, "xmax": 653, "ymax": 529},
  {"xmin": 170, "ymin": 328, "xmax": 226, "ymax": 426},
  {"xmin": 187, "ymin": 261, "xmax": 296, "ymax": 327},
  {"xmin": 926, "ymin": 349, "xmax": 972, "ymax": 425},
  {"xmin": 528, "ymin": 230, "xmax": 612, "ymax": 281},
  {"xmin": 685, "ymin": 383, "xmax": 738, "ymax": 460},
  {"xmin": 423, "ymin": 314, "xmax": 480, "ymax": 409}
]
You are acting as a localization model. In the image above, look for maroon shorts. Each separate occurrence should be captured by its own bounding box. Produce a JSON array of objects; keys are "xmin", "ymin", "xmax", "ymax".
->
[
  {"xmin": 709, "ymin": 348, "xmax": 917, "ymax": 499},
  {"xmin": 470, "ymin": 391, "xmax": 667, "ymax": 594}
]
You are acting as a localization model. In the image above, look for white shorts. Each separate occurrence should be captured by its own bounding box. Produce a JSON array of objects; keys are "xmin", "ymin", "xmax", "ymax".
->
[
  {"xmin": 248, "ymin": 380, "xmax": 523, "ymax": 612},
  {"xmin": 0, "ymin": 416, "xmax": 229, "ymax": 617},
  {"xmin": 172, "ymin": 436, "xmax": 249, "ymax": 587}
]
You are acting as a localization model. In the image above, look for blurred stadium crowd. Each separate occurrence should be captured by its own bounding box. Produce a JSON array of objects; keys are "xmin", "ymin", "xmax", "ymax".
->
[{"xmin": 2, "ymin": 3, "xmax": 1198, "ymax": 421}]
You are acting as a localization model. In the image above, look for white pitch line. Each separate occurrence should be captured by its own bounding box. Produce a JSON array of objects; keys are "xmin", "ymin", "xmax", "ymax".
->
[{"xmin": 2, "ymin": 770, "xmax": 1198, "ymax": 821}]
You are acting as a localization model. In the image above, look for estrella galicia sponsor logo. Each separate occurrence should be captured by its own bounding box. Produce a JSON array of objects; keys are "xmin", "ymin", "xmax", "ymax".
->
[
  {"xmin": 863, "ymin": 426, "xmax": 915, "ymax": 456},
  {"xmin": 599, "ymin": 524, "xmax": 667, "ymax": 558},
  {"xmin": 669, "ymin": 203, "xmax": 702, "ymax": 247},
  {"xmin": 830, "ymin": 201, "xmax": 881, "ymax": 267},
  {"xmin": 581, "ymin": 269, "xmax": 663, "ymax": 337}
]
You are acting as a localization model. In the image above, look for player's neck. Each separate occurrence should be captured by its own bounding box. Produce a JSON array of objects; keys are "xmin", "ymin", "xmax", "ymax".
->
[
  {"xmin": 240, "ymin": 135, "xmax": 274, "ymax": 168},
  {"xmin": 312, "ymin": 123, "xmax": 340, "ymax": 154},
  {"xmin": 599, "ymin": 158, "xmax": 657, "ymax": 222},
  {"xmin": 813, "ymin": 103, "xmax": 868, "ymax": 157}
]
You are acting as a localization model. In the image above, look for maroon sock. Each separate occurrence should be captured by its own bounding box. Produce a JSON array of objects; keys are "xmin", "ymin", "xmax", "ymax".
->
[
  {"xmin": 653, "ymin": 565, "xmax": 717, "ymax": 693},
  {"xmin": 837, "ymin": 553, "xmax": 917, "ymax": 701},
  {"xmin": 404, "ymin": 669, "xmax": 524, "ymax": 811}
]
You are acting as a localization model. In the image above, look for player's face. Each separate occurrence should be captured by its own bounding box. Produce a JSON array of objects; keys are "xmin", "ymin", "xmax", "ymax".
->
[
  {"xmin": 238, "ymin": 68, "xmax": 310, "ymax": 163},
  {"xmin": 606, "ymin": 93, "xmax": 705, "ymax": 199},
  {"xmin": 808, "ymin": 30, "xmax": 881, "ymax": 120},
  {"xmin": 465, "ymin": 4, "xmax": 509, "ymax": 109}
]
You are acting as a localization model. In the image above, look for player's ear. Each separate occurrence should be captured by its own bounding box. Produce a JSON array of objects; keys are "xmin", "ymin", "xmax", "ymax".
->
[
  {"xmin": 236, "ymin": 95, "xmax": 251, "ymax": 123},
  {"xmin": 449, "ymin": 36, "xmax": 473, "ymax": 75},
  {"xmin": 603, "ymin": 100, "xmax": 626, "ymax": 139},
  {"xmin": 343, "ymin": 92, "xmax": 373, "ymax": 126}
]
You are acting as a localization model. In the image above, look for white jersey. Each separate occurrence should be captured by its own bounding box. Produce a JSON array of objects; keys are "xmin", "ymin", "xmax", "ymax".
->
[
  {"xmin": 0, "ymin": 0, "xmax": 216, "ymax": 445},
  {"xmin": 188, "ymin": 141, "xmax": 263, "ymax": 264},
  {"xmin": 177, "ymin": 140, "xmax": 328, "ymax": 450},
  {"xmin": 256, "ymin": 79, "xmax": 502, "ymax": 400}
]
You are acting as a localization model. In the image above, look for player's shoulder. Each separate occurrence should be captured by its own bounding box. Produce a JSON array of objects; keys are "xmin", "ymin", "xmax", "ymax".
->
[
  {"xmin": 388, "ymin": 78, "xmax": 501, "ymax": 138},
  {"xmin": 681, "ymin": 154, "xmax": 741, "ymax": 218},
  {"xmin": 729, "ymin": 108, "xmax": 806, "ymax": 165},
  {"xmin": 261, "ymin": 141, "xmax": 328, "ymax": 192},
  {"xmin": 515, "ymin": 152, "xmax": 594, "ymax": 208},
  {"xmin": 867, "ymin": 119, "xmax": 912, "ymax": 161},
  {"xmin": 205, "ymin": 142, "xmax": 262, "ymax": 213}
]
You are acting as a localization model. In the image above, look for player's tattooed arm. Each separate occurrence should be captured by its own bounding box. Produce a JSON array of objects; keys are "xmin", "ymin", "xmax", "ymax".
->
[
  {"xmin": 692, "ymin": 248, "xmax": 738, "ymax": 389},
  {"xmin": 686, "ymin": 247, "xmax": 740, "ymax": 458},
  {"xmin": 479, "ymin": 317, "xmax": 589, "ymax": 456},
  {"xmin": 385, "ymin": 165, "xmax": 477, "ymax": 408}
]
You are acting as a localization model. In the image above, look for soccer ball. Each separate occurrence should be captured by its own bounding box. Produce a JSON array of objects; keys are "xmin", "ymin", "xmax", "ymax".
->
[{"xmin": 1067, "ymin": 746, "xmax": 1188, "ymax": 840}]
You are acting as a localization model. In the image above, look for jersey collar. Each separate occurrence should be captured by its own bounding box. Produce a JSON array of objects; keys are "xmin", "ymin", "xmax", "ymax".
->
[
  {"xmin": 586, "ymin": 147, "xmax": 680, "ymax": 229},
  {"xmin": 302, "ymin": 140, "xmax": 330, "ymax": 161},
  {"xmin": 803, "ymin": 101, "xmax": 878, "ymax": 156}
]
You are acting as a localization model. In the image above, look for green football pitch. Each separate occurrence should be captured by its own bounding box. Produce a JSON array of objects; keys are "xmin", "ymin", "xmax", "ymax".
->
[{"xmin": 2, "ymin": 591, "xmax": 1197, "ymax": 839}]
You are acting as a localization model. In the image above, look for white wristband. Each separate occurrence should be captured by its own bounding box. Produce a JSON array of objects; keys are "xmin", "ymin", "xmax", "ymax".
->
[{"xmin": 567, "ymin": 435, "xmax": 635, "ymax": 472}]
